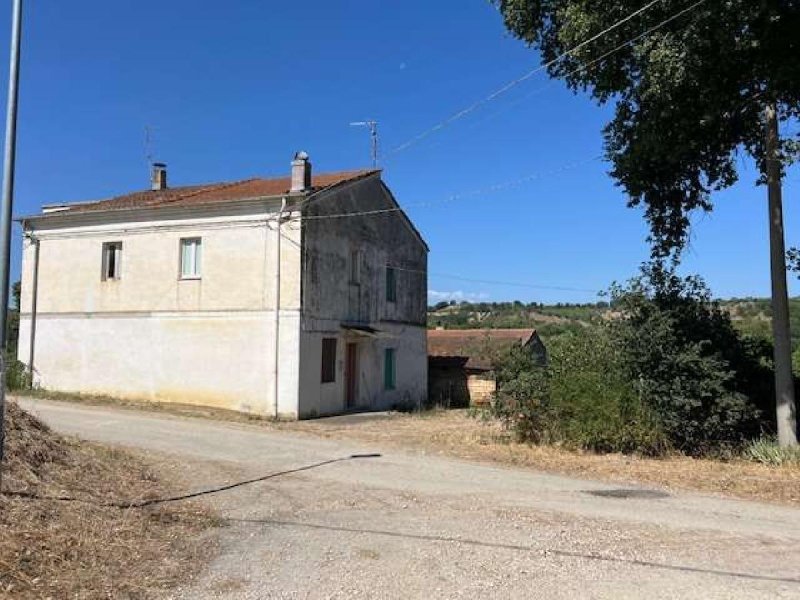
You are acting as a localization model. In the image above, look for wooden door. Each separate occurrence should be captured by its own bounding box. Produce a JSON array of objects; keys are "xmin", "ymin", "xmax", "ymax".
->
[{"xmin": 345, "ymin": 343, "xmax": 358, "ymax": 409}]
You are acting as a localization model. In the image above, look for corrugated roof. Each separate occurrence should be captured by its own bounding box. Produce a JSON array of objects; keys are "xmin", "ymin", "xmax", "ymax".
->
[
  {"xmin": 428, "ymin": 328, "xmax": 537, "ymax": 370},
  {"xmin": 34, "ymin": 170, "xmax": 378, "ymax": 217}
]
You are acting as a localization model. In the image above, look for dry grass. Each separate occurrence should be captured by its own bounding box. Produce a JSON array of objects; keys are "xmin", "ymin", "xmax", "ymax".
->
[
  {"xmin": 275, "ymin": 410, "xmax": 800, "ymax": 506},
  {"xmin": 0, "ymin": 400, "xmax": 217, "ymax": 599}
]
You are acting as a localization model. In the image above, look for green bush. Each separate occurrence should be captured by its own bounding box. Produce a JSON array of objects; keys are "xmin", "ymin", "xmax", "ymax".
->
[
  {"xmin": 609, "ymin": 268, "xmax": 769, "ymax": 454},
  {"xmin": 4, "ymin": 354, "xmax": 31, "ymax": 391},
  {"xmin": 489, "ymin": 266, "xmax": 776, "ymax": 457},
  {"xmin": 492, "ymin": 327, "xmax": 667, "ymax": 455}
]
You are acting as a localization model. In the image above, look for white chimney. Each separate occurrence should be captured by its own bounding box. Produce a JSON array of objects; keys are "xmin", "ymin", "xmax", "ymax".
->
[
  {"xmin": 290, "ymin": 151, "xmax": 312, "ymax": 193},
  {"xmin": 151, "ymin": 162, "xmax": 167, "ymax": 191}
]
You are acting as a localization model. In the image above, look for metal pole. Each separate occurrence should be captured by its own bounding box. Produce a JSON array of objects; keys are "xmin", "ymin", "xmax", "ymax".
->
[
  {"xmin": 0, "ymin": 0, "xmax": 24, "ymax": 490},
  {"xmin": 26, "ymin": 234, "xmax": 38, "ymax": 386},
  {"xmin": 370, "ymin": 122, "xmax": 378, "ymax": 168}
]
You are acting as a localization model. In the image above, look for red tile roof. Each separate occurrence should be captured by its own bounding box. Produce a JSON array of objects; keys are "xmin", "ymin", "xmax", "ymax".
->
[
  {"xmin": 38, "ymin": 170, "xmax": 379, "ymax": 216},
  {"xmin": 428, "ymin": 328, "xmax": 538, "ymax": 370}
]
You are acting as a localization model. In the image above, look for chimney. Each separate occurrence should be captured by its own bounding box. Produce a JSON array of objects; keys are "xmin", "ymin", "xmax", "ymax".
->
[
  {"xmin": 290, "ymin": 151, "xmax": 312, "ymax": 193},
  {"xmin": 151, "ymin": 162, "xmax": 167, "ymax": 191}
]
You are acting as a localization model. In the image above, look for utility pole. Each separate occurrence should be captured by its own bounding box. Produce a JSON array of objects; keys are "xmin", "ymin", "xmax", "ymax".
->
[
  {"xmin": 765, "ymin": 103, "xmax": 797, "ymax": 447},
  {"xmin": 350, "ymin": 120, "xmax": 379, "ymax": 168},
  {"xmin": 0, "ymin": 0, "xmax": 24, "ymax": 488}
]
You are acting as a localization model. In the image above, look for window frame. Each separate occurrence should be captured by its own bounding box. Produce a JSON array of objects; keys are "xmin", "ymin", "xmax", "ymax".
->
[
  {"xmin": 179, "ymin": 237, "xmax": 202, "ymax": 280},
  {"xmin": 385, "ymin": 266, "xmax": 397, "ymax": 303},
  {"xmin": 349, "ymin": 249, "xmax": 361, "ymax": 285},
  {"xmin": 101, "ymin": 241, "xmax": 123, "ymax": 281},
  {"xmin": 383, "ymin": 348, "xmax": 396, "ymax": 391},
  {"xmin": 321, "ymin": 337, "xmax": 337, "ymax": 384}
]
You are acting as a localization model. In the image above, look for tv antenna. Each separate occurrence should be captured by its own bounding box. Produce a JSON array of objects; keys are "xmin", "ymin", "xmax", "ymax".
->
[
  {"xmin": 144, "ymin": 125, "xmax": 157, "ymax": 167},
  {"xmin": 350, "ymin": 120, "xmax": 379, "ymax": 168}
]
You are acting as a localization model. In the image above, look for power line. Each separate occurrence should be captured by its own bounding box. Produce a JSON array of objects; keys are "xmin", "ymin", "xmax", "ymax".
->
[
  {"xmin": 423, "ymin": 270, "xmax": 599, "ymax": 294},
  {"xmin": 460, "ymin": 0, "xmax": 710, "ymax": 133},
  {"xmin": 386, "ymin": 0, "xmax": 708, "ymax": 158},
  {"xmin": 277, "ymin": 228, "xmax": 601, "ymax": 296},
  {"xmin": 299, "ymin": 155, "xmax": 602, "ymax": 221}
]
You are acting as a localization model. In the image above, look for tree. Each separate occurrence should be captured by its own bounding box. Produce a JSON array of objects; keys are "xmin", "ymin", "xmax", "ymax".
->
[
  {"xmin": 789, "ymin": 248, "xmax": 800, "ymax": 275},
  {"xmin": 493, "ymin": 0, "xmax": 799, "ymax": 445}
]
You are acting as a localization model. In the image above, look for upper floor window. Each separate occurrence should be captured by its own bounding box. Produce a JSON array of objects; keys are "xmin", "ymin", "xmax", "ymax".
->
[
  {"xmin": 180, "ymin": 237, "xmax": 202, "ymax": 279},
  {"xmin": 386, "ymin": 266, "xmax": 397, "ymax": 303},
  {"xmin": 349, "ymin": 250, "xmax": 361, "ymax": 284},
  {"xmin": 101, "ymin": 242, "xmax": 122, "ymax": 281}
]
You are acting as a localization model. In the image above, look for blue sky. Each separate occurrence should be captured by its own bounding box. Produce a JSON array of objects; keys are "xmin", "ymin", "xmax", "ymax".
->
[{"xmin": 1, "ymin": 0, "xmax": 797, "ymax": 304}]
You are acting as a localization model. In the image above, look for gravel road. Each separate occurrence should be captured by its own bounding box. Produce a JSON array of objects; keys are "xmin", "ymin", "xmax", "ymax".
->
[{"xmin": 17, "ymin": 398, "xmax": 800, "ymax": 599}]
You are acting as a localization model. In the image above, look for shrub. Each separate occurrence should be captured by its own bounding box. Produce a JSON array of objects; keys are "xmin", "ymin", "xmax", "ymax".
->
[
  {"xmin": 492, "ymin": 327, "xmax": 667, "ymax": 455},
  {"xmin": 490, "ymin": 265, "xmax": 775, "ymax": 457},
  {"xmin": 4, "ymin": 354, "xmax": 31, "ymax": 391},
  {"xmin": 609, "ymin": 268, "xmax": 769, "ymax": 454}
]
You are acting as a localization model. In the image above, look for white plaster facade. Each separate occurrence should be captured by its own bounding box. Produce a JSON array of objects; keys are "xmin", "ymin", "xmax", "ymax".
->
[{"xmin": 17, "ymin": 167, "xmax": 428, "ymax": 419}]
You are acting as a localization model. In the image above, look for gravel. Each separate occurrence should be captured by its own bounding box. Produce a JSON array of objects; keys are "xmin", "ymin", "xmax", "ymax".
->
[{"xmin": 18, "ymin": 398, "xmax": 800, "ymax": 600}]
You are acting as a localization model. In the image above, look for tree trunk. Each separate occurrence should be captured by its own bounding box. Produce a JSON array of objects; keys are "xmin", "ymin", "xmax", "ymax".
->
[{"xmin": 764, "ymin": 103, "xmax": 797, "ymax": 447}]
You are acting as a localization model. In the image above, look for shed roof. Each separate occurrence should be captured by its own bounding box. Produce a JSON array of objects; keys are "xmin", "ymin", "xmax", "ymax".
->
[
  {"xmin": 427, "ymin": 328, "xmax": 538, "ymax": 371},
  {"xmin": 29, "ymin": 170, "xmax": 378, "ymax": 219}
]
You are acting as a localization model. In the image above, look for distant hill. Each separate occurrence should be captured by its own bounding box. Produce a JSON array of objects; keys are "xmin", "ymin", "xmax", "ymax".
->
[{"xmin": 428, "ymin": 298, "xmax": 800, "ymax": 359}]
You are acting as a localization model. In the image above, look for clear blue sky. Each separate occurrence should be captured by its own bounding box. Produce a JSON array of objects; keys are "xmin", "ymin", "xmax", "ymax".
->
[{"xmin": 1, "ymin": 1, "xmax": 797, "ymax": 304}]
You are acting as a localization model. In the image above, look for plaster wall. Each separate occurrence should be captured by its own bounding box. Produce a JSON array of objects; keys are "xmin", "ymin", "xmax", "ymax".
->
[{"xmin": 18, "ymin": 203, "xmax": 303, "ymax": 416}]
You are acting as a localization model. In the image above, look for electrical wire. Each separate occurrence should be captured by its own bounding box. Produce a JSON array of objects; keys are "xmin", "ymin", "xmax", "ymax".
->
[
  {"xmin": 385, "ymin": 0, "xmax": 708, "ymax": 159},
  {"xmin": 299, "ymin": 155, "xmax": 602, "ymax": 221}
]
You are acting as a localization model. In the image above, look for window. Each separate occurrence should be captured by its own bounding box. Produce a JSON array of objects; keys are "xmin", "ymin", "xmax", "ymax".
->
[
  {"xmin": 101, "ymin": 242, "xmax": 122, "ymax": 280},
  {"xmin": 180, "ymin": 238, "xmax": 202, "ymax": 279},
  {"xmin": 386, "ymin": 266, "xmax": 397, "ymax": 303},
  {"xmin": 321, "ymin": 338, "xmax": 337, "ymax": 383},
  {"xmin": 349, "ymin": 250, "xmax": 360, "ymax": 284},
  {"xmin": 383, "ymin": 348, "xmax": 396, "ymax": 390}
]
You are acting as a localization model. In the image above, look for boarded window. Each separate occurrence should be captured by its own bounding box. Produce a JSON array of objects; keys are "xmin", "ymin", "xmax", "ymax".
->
[
  {"xmin": 321, "ymin": 338, "xmax": 337, "ymax": 383},
  {"xmin": 180, "ymin": 238, "xmax": 202, "ymax": 278},
  {"xmin": 386, "ymin": 266, "xmax": 397, "ymax": 303},
  {"xmin": 101, "ymin": 242, "xmax": 122, "ymax": 280},
  {"xmin": 384, "ymin": 348, "xmax": 396, "ymax": 390}
]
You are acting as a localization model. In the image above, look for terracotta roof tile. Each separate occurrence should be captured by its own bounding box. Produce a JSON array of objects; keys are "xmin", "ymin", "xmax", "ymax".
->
[
  {"xmin": 428, "ymin": 328, "xmax": 537, "ymax": 370},
  {"xmin": 40, "ymin": 170, "xmax": 378, "ymax": 216}
]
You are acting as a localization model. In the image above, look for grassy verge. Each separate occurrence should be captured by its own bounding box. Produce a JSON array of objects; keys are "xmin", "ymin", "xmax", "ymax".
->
[{"xmin": 0, "ymin": 400, "xmax": 217, "ymax": 599}]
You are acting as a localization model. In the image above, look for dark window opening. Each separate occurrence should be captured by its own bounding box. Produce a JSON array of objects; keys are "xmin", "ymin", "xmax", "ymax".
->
[
  {"xmin": 384, "ymin": 348, "xmax": 396, "ymax": 390},
  {"xmin": 321, "ymin": 338, "xmax": 337, "ymax": 383},
  {"xmin": 102, "ymin": 242, "xmax": 122, "ymax": 280},
  {"xmin": 386, "ymin": 266, "xmax": 397, "ymax": 303}
]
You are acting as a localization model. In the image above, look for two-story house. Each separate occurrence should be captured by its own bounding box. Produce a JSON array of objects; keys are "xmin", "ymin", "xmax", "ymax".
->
[{"xmin": 16, "ymin": 153, "xmax": 428, "ymax": 419}]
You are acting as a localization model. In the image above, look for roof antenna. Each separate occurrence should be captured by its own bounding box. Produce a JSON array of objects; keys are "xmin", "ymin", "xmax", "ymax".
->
[
  {"xmin": 350, "ymin": 120, "xmax": 379, "ymax": 168},
  {"xmin": 144, "ymin": 124, "xmax": 157, "ymax": 168}
]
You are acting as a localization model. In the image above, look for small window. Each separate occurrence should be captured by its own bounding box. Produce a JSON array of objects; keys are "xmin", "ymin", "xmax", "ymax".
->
[
  {"xmin": 180, "ymin": 238, "xmax": 202, "ymax": 279},
  {"xmin": 349, "ymin": 250, "xmax": 360, "ymax": 284},
  {"xmin": 384, "ymin": 348, "xmax": 396, "ymax": 390},
  {"xmin": 321, "ymin": 338, "xmax": 337, "ymax": 383},
  {"xmin": 386, "ymin": 266, "xmax": 397, "ymax": 303},
  {"xmin": 101, "ymin": 242, "xmax": 122, "ymax": 280}
]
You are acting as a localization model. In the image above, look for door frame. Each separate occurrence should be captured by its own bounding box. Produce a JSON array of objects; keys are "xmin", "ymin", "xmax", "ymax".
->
[{"xmin": 345, "ymin": 342, "xmax": 359, "ymax": 410}]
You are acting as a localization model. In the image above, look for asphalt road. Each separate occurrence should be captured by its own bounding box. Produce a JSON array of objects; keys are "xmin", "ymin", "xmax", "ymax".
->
[{"xmin": 16, "ymin": 397, "xmax": 800, "ymax": 599}]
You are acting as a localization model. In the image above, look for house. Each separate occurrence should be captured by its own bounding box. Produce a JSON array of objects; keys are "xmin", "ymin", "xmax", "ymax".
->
[
  {"xmin": 16, "ymin": 153, "xmax": 429, "ymax": 419},
  {"xmin": 427, "ymin": 328, "xmax": 546, "ymax": 407}
]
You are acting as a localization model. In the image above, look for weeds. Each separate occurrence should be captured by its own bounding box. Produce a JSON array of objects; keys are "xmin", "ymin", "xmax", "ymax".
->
[{"xmin": 744, "ymin": 438, "xmax": 800, "ymax": 466}]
